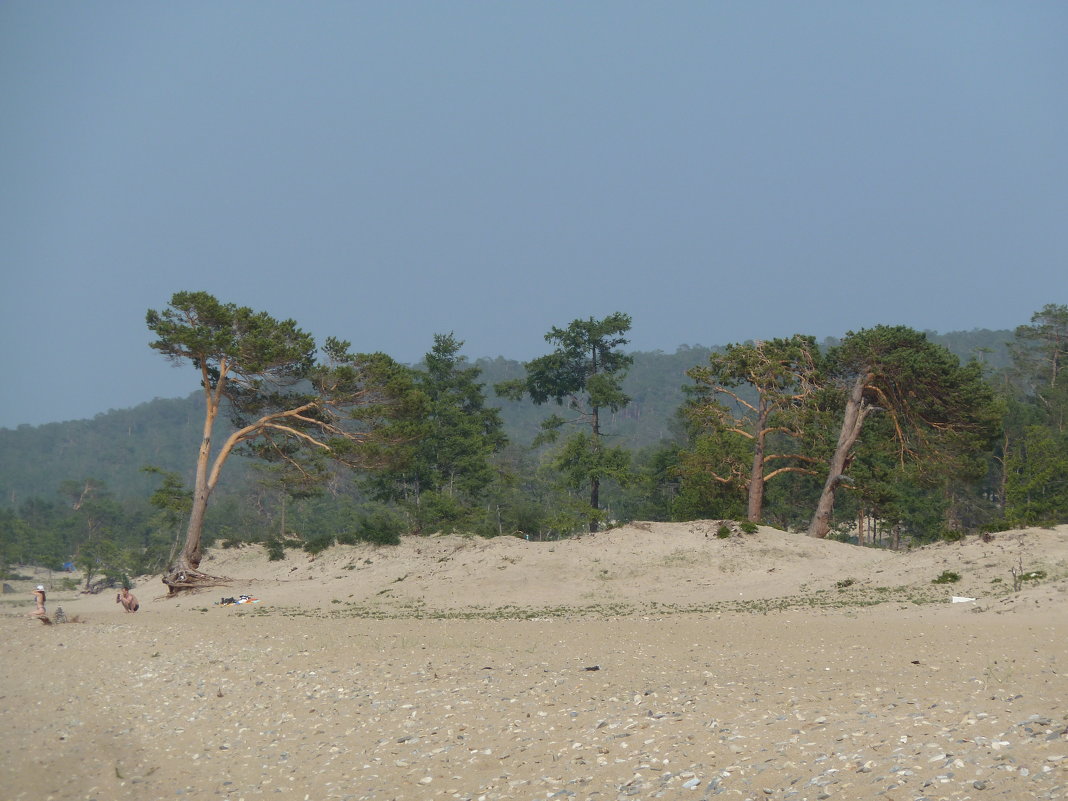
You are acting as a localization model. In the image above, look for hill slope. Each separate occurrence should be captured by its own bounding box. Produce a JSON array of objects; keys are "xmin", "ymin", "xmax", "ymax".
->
[{"xmin": 0, "ymin": 329, "xmax": 1015, "ymax": 504}]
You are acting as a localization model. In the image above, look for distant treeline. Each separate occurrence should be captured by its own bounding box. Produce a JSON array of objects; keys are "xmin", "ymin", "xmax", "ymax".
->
[
  {"xmin": 2, "ymin": 317, "xmax": 1054, "ymax": 586},
  {"xmin": 0, "ymin": 328, "xmax": 1012, "ymax": 505}
]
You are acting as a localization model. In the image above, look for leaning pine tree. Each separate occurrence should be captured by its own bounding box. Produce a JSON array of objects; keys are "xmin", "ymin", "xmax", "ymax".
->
[
  {"xmin": 807, "ymin": 325, "xmax": 999, "ymax": 539},
  {"xmin": 147, "ymin": 291, "xmax": 419, "ymax": 592}
]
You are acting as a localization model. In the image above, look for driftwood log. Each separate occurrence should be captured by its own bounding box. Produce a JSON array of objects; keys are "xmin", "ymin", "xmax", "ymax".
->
[{"xmin": 162, "ymin": 568, "xmax": 231, "ymax": 594}]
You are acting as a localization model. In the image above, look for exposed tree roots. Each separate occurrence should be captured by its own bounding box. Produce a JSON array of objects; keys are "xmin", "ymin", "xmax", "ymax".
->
[{"xmin": 162, "ymin": 568, "xmax": 231, "ymax": 595}]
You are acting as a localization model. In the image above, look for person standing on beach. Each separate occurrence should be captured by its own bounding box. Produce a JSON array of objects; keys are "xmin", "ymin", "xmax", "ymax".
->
[{"xmin": 29, "ymin": 585, "xmax": 46, "ymax": 619}]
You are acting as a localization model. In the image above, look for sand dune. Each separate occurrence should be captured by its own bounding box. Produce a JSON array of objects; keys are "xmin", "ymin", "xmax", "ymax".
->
[{"xmin": 2, "ymin": 522, "xmax": 1066, "ymax": 800}]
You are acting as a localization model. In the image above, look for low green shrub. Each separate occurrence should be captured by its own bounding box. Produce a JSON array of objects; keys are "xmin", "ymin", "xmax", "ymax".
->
[
  {"xmin": 355, "ymin": 509, "xmax": 404, "ymax": 545},
  {"xmin": 265, "ymin": 538, "xmax": 286, "ymax": 561},
  {"xmin": 932, "ymin": 570, "xmax": 961, "ymax": 584},
  {"xmin": 303, "ymin": 534, "xmax": 335, "ymax": 555}
]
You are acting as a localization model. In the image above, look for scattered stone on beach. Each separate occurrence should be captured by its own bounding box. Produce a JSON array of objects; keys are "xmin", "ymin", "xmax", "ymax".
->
[{"xmin": 2, "ymin": 524, "xmax": 1066, "ymax": 800}]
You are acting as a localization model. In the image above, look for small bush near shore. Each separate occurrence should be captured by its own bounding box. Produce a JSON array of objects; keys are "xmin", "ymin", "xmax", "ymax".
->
[{"xmin": 932, "ymin": 570, "xmax": 961, "ymax": 584}]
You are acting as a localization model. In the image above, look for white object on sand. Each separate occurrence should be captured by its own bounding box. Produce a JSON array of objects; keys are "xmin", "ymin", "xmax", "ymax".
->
[{"xmin": 951, "ymin": 596, "xmax": 977, "ymax": 603}]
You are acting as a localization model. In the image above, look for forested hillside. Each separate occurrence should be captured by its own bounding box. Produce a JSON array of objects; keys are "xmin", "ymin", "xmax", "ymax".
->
[
  {"xmin": 6, "ymin": 311, "xmax": 1053, "ymax": 587},
  {"xmin": 0, "ymin": 329, "xmax": 1013, "ymax": 506},
  {"xmin": 0, "ymin": 395, "xmax": 209, "ymax": 505}
]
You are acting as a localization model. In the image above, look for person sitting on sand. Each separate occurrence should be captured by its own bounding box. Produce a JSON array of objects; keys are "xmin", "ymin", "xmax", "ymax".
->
[
  {"xmin": 29, "ymin": 585, "xmax": 46, "ymax": 618},
  {"xmin": 116, "ymin": 587, "xmax": 139, "ymax": 612}
]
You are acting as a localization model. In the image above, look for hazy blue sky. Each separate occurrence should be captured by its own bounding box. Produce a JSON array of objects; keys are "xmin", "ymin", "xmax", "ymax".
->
[{"xmin": 2, "ymin": 3, "xmax": 1065, "ymax": 429}]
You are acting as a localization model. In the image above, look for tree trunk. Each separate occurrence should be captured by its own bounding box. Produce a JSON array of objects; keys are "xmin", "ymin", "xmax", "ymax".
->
[
  {"xmin": 165, "ymin": 377, "xmax": 224, "ymax": 592},
  {"xmin": 589, "ymin": 475, "xmax": 600, "ymax": 533},
  {"xmin": 589, "ymin": 403, "xmax": 601, "ymax": 533},
  {"xmin": 179, "ymin": 485, "xmax": 209, "ymax": 571},
  {"xmin": 808, "ymin": 372, "xmax": 872, "ymax": 538},
  {"xmin": 178, "ymin": 404, "xmax": 217, "ymax": 572},
  {"xmin": 997, "ymin": 429, "xmax": 1009, "ymax": 511},
  {"xmin": 746, "ymin": 405, "xmax": 770, "ymax": 523}
]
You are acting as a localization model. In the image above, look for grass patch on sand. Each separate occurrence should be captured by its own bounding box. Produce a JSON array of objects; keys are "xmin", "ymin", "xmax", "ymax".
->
[{"xmin": 253, "ymin": 584, "xmax": 951, "ymax": 621}]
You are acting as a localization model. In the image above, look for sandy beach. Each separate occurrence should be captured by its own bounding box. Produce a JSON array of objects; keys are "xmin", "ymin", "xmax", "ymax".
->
[{"xmin": 2, "ymin": 522, "xmax": 1066, "ymax": 801}]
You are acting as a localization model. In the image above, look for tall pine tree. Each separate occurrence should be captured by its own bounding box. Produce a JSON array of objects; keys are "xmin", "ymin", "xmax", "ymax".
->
[
  {"xmin": 496, "ymin": 313, "xmax": 633, "ymax": 533},
  {"xmin": 369, "ymin": 334, "xmax": 506, "ymax": 533}
]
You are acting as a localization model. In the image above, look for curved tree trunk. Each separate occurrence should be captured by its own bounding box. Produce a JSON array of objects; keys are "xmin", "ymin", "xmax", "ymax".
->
[
  {"xmin": 163, "ymin": 475, "xmax": 221, "ymax": 592},
  {"xmin": 178, "ymin": 392, "xmax": 217, "ymax": 573},
  {"xmin": 808, "ymin": 372, "xmax": 872, "ymax": 538},
  {"xmin": 179, "ymin": 486, "xmax": 210, "ymax": 572},
  {"xmin": 164, "ymin": 372, "xmax": 226, "ymax": 593}
]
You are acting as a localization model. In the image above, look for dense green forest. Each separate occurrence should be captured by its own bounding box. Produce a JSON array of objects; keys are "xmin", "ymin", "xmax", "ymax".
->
[
  {"xmin": 2, "ymin": 300, "xmax": 1061, "ymax": 587},
  {"xmin": 0, "ymin": 330, "xmax": 1012, "ymax": 504}
]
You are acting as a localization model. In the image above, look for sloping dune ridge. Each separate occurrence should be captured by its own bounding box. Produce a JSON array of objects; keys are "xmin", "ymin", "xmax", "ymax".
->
[{"xmin": 2, "ymin": 523, "xmax": 1066, "ymax": 801}]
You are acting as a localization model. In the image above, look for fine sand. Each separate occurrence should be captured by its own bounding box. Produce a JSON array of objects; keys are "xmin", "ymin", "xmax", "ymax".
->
[{"xmin": 2, "ymin": 522, "xmax": 1066, "ymax": 801}]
